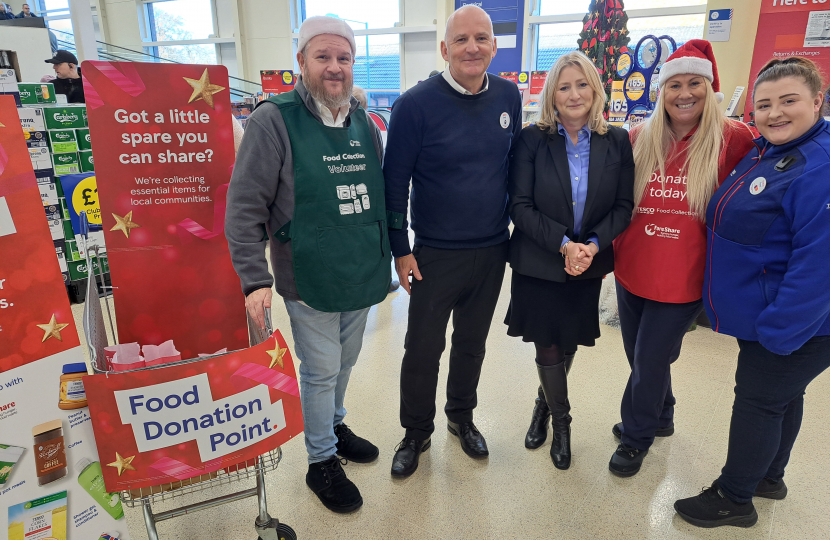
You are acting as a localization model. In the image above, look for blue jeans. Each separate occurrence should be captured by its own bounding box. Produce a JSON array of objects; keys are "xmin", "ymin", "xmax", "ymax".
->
[
  {"xmin": 284, "ymin": 299, "xmax": 370, "ymax": 464},
  {"xmin": 717, "ymin": 336, "xmax": 830, "ymax": 503}
]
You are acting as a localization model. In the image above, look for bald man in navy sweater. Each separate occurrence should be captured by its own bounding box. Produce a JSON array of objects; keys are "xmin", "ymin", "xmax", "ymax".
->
[{"xmin": 384, "ymin": 5, "xmax": 522, "ymax": 477}]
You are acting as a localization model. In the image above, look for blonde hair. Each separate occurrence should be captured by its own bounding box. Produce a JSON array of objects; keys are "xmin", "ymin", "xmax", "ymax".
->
[
  {"xmin": 536, "ymin": 51, "xmax": 608, "ymax": 135},
  {"xmin": 632, "ymin": 78, "xmax": 724, "ymax": 221},
  {"xmin": 352, "ymin": 86, "xmax": 368, "ymax": 109}
]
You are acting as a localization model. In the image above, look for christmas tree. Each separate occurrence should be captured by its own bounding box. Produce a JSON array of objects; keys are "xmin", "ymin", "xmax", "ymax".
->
[{"xmin": 576, "ymin": 0, "xmax": 631, "ymax": 113}]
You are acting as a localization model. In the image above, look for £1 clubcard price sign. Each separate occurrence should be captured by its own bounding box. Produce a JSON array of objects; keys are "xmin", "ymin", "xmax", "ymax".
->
[
  {"xmin": 80, "ymin": 62, "xmax": 247, "ymax": 359},
  {"xmin": 83, "ymin": 331, "xmax": 303, "ymax": 492}
]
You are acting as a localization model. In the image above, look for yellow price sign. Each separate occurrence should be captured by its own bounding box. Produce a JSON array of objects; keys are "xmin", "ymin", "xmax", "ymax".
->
[
  {"xmin": 282, "ymin": 71, "xmax": 293, "ymax": 84},
  {"xmin": 71, "ymin": 176, "xmax": 101, "ymax": 224},
  {"xmin": 625, "ymin": 72, "xmax": 646, "ymax": 101},
  {"xmin": 518, "ymin": 72, "xmax": 529, "ymax": 84}
]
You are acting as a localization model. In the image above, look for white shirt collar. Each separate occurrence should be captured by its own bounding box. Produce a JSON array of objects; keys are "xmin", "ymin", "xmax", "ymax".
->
[
  {"xmin": 442, "ymin": 69, "xmax": 489, "ymax": 95},
  {"xmin": 314, "ymin": 99, "xmax": 349, "ymax": 127}
]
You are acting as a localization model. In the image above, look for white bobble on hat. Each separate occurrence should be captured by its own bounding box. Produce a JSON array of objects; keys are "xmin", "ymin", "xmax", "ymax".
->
[
  {"xmin": 659, "ymin": 39, "xmax": 724, "ymax": 103},
  {"xmin": 297, "ymin": 16, "xmax": 357, "ymax": 56}
]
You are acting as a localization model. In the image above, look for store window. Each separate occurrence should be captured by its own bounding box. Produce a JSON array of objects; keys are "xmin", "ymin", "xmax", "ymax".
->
[
  {"xmin": 301, "ymin": 0, "xmax": 401, "ymax": 107},
  {"xmin": 533, "ymin": 2, "xmax": 705, "ymax": 70},
  {"xmin": 144, "ymin": 0, "xmax": 218, "ymax": 64},
  {"xmin": 35, "ymin": 0, "xmax": 74, "ymax": 45}
]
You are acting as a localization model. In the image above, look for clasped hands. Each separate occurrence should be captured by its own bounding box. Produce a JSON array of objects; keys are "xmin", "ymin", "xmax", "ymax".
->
[{"xmin": 562, "ymin": 241, "xmax": 598, "ymax": 276}]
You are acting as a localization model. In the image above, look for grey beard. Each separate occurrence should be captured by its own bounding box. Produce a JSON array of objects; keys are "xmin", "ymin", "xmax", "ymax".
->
[{"xmin": 305, "ymin": 74, "xmax": 353, "ymax": 110}]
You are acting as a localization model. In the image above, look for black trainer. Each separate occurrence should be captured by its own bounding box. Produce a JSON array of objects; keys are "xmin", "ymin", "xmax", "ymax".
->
[
  {"xmin": 306, "ymin": 456, "xmax": 363, "ymax": 513},
  {"xmin": 674, "ymin": 481, "xmax": 758, "ymax": 528},
  {"xmin": 612, "ymin": 422, "xmax": 674, "ymax": 439},
  {"xmin": 754, "ymin": 477, "xmax": 787, "ymax": 500},
  {"xmin": 609, "ymin": 443, "xmax": 648, "ymax": 477},
  {"xmin": 334, "ymin": 423, "xmax": 379, "ymax": 463}
]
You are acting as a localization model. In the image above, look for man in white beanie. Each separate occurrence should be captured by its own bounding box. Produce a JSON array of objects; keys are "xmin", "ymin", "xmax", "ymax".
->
[{"xmin": 226, "ymin": 15, "xmax": 388, "ymax": 514}]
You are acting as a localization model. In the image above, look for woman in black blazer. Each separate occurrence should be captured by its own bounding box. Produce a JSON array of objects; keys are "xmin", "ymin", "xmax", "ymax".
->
[{"xmin": 505, "ymin": 51, "xmax": 634, "ymax": 470}]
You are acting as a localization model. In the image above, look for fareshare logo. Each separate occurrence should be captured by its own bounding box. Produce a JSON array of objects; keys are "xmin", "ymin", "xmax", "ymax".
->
[
  {"xmin": 645, "ymin": 224, "xmax": 656, "ymax": 236},
  {"xmin": 645, "ymin": 223, "xmax": 680, "ymax": 239},
  {"xmin": 113, "ymin": 373, "xmax": 287, "ymax": 462}
]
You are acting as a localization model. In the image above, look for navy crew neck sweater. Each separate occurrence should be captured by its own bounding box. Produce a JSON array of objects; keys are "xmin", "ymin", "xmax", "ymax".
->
[{"xmin": 383, "ymin": 73, "xmax": 522, "ymax": 256}]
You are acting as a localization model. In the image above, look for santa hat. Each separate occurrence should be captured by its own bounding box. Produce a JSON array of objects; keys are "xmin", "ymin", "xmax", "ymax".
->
[
  {"xmin": 298, "ymin": 16, "xmax": 356, "ymax": 55},
  {"xmin": 658, "ymin": 39, "xmax": 724, "ymax": 103}
]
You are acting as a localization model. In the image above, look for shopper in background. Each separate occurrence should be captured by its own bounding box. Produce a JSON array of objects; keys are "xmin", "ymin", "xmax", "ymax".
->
[
  {"xmin": 675, "ymin": 57, "xmax": 830, "ymax": 528},
  {"xmin": 17, "ymin": 3, "xmax": 36, "ymax": 17},
  {"xmin": 609, "ymin": 40, "xmax": 754, "ymax": 477},
  {"xmin": 507, "ymin": 51, "xmax": 633, "ymax": 469},
  {"xmin": 44, "ymin": 50, "xmax": 85, "ymax": 103},
  {"xmin": 0, "ymin": 3, "xmax": 15, "ymax": 18},
  {"xmin": 226, "ymin": 16, "xmax": 387, "ymax": 514},
  {"xmin": 385, "ymin": 4, "xmax": 521, "ymax": 477}
]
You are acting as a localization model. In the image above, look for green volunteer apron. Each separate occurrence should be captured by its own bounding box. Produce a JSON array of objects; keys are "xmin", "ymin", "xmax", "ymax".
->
[{"xmin": 269, "ymin": 91, "xmax": 391, "ymax": 312}]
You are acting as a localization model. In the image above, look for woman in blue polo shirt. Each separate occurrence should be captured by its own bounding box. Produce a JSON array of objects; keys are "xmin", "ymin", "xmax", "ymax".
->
[{"xmin": 674, "ymin": 57, "xmax": 830, "ymax": 528}]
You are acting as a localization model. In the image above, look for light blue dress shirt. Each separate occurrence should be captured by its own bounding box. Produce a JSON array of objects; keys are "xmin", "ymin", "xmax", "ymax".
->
[{"xmin": 557, "ymin": 122, "xmax": 599, "ymax": 249}]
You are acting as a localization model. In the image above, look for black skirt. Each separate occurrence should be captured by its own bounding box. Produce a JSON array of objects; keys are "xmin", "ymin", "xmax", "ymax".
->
[{"xmin": 504, "ymin": 271, "xmax": 603, "ymax": 350}]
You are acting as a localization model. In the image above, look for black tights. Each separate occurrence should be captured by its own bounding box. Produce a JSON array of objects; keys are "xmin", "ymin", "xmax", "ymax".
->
[{"xmin": 535, "ymin": 343, "xmax": 577, "ymax": 366}]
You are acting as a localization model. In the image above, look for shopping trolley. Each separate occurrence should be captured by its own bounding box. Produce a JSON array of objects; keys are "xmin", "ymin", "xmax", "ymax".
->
[{"xmin": 78, "ymin": 213, "xmax": 298, "ymax": 540}]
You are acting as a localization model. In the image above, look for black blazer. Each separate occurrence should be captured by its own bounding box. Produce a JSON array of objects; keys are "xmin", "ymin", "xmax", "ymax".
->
[{"xmin": 507, "ymin": 123, "xmax": 634, "ymax": 282}]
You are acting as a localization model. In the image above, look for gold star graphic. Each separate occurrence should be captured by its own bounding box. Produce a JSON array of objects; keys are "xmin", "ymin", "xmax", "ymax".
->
[
  {"xmin": 111, "ymin": 211, "xmax": 140, "ymax": 238},
  {"xmin": 107, "ymin": 452, "xmax": 137, "ymax": 476},
  {"xmin": 36, "ymin": 313, "xmax": 69, "ymax": 342},
  {"xmin": 0, "ymin": 120, "xmax": 5, "ymax": 127},
  {"xmin": 266, "ymin": 344, "xmax": 288, "ymax": 370},
  {"xmin": 183, "ymin": 68, "xmax": 226, "ymax": 109}
]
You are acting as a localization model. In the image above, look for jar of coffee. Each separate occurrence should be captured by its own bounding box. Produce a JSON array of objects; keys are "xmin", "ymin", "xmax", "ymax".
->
[{"xmin": 32, "ymin": 419, "xmax": 67, "ymax": 485}]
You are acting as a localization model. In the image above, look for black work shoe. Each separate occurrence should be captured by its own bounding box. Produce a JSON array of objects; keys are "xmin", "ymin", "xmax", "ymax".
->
[
  {"xmin": 448, "ymin": 420, "xmax": 489, "ymax": 458},
  {"xmin": 391, "ymin": 437, "xmax": 431, "ymax": 477},
  {"xmin": 612, "ymin": 422, "xmax": 674, "ymax": 440},
  {"xmin": 334, "ymin": 423, "xmax": 379, "ymax": 463},
  {"xmin": 609, "ymin": 443, "xmax": 648, "ymax": 477},
  {"xmin": 525, "ymin": 385, "xmax": 550, "ymax": 449},
  {"xmin": 306, "ymin": 456, "xmax": 363, "ymax": 513},
  {"xmin": 674, "ymin": 481, "xmax": 758, "ymax": 528},
  {"xmin": 754, "ymin": 477, "xmax": 787, "ymax": 500}
]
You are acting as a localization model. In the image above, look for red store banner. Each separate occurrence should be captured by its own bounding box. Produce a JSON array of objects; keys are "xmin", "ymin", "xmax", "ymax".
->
[
  {"xmin": 83, "ymin": 330, "xmax": 304, "ymax": 492},
  {"xmin": 0, "ymin": 96, "xmax": 80, "ymax": 370},
  {"xmin": 745, "ymin": 0, "xmax": 830, "ymax": 119},
  {"xmin": 81, "ymin": 61, "xmax": 248, "ymax": 358}
]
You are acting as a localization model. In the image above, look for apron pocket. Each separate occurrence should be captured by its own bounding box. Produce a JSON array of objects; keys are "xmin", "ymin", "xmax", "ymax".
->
[{"xmin": 317, "ymin": 221, "xmax": 383, "ymax": 285}]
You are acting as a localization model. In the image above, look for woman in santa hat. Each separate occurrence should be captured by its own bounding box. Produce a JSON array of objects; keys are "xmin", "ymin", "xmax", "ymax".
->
[{"xmin": 608, "ymin": 39, "xmax": 755, "ymax": 476}]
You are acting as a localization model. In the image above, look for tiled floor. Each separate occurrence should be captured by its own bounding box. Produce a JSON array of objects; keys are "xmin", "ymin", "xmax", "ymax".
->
[{"xmin": 72, "ymin": 267, "xmax": 830, "ymax": 540}]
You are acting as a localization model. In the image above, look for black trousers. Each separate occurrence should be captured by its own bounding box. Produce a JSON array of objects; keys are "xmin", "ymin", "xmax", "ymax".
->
[
  {"xmin": 617, "ymin": 281, "xmax": 703, "ymax": 450},
  {"xmin": 718, "ymin": 336, "xmax": 830, "ymax": 503},
  {"xmin": 399, "ymin": 242, "xmax": 508, "ymax": 440}
]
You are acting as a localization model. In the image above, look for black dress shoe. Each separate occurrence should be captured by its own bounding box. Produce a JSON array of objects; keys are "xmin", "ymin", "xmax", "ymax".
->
[
  {"xmin": 391, "ymin": 437, "xmax": 431, "ymax": 477},
  {"xmin": 609, "ymin": 443, "xmax": 648, "ymax": 477},
  {"xmin": 525, "ymin": 385, "xmax": 550, "ymax": 449},
  {"xmin": 306, "ymin": 456, "xmax": 363, "ymax": 513},
  {"xmin": 612, "ymin": 422, "xmax": 674, "ymax": 440},
  {"xmin": 334, "ymin": 423, "xmax": 379, "ymax": 463},
  {"xmin": 674, "ymin": 481, "xmax": 758, "ymax": 528},
  {"xmin": 447, "ymin": 420, "xmax": 489, "ymax": 458},
  {"xmin": 753, "ymin": 477, "xmax": 787, "ymax": 500}
]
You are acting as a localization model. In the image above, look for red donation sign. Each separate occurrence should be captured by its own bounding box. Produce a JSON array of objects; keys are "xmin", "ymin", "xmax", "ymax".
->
[
  {"xmin": 0, "ymin": 96, "xmax": 80, "ymax": 370},
  {"xmin": 499, "ymin": 72, "xmax": 519, "ymax": 84},
  {"xmin": 81, "ymin": 61, "xmax": 247, "ymax": 358},
  {"xmin": 530, "ymin": 71, "xmax": 548, "ymax": 94},
  {"xmin": 745, "ymin": 0, "xmax": 830, "ymax": 119},
  {"xmin": 83, "ymin": 330, "xmax": 303, "ymax": 492},
  {"xmin": 260, "ymin": 70, "xmax": 296, "ymax": 94}
]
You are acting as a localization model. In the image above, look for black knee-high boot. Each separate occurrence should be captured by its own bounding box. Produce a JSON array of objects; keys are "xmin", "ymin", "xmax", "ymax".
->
[
  {"xmin": 526, "ymin": 353, "xmax": 575, "ymax": 449},
  {"xmin": 537, "ymin": 361, "xmax": 572, "ymax": 469},
  {"xmin": 525, "ymin": 385, "xmax": 550, "ymax": 449}
]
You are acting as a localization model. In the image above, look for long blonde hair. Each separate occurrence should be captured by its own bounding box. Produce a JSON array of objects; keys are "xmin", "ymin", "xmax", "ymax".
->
[
  {"xmin": 537, "ymin": 51, "xmax": 608, "ymax": 135},
  {"xmin": 632, "ymin": 78, "xmax": 724, "ymax": 221}
]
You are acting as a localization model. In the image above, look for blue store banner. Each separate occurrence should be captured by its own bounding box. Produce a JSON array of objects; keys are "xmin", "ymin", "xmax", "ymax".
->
[
  {"xmin": 59, "ymin": 173, "xmax": 101, "ymax": 235},
  {"xmin": 455, "ymin": 0, "xmax": 524, "ymax": 75}
]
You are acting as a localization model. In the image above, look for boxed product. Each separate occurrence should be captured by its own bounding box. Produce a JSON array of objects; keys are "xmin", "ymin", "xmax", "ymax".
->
[
  {"xmin": 39, "ymin": 181, "xmax": 59, "ymax": 206},
  {"xmin": 49, "ymin": 129, "xmax": 78, "ymax": 153},
  {"xmin": 68, "ymin": 256, "xmax": 109, "ymax": 281},
  {"xmin": 64, "ymin": 238, "xmax": 80, "ymax": 261},
  {"xmin": 17, "ymin": 107, "xmax": 46, "ymax": 132},
  {"xmin": 44, "ymin": 106, "xmax": 87, "ymax": 129},
  {"xmin": 29, "ymin": 146, "xmax": 52, "ymax": 172},
  {"xmin": 54, "ymin": 239, "xmax": 69, "ymax": 279},
  {"xmin": 23, "ymin": 129, "xmax": 49, "ymax": 149},
  {"xmin": 76, "ymin": 128, "xmax": 92, "ymax": 151},
  {"xmin": 61, "ymin": 219, "xmax": 74, "ymax": 240},
  {"xmin": 45, "ymin": 204, "xmax": 61, "ymax": 221},
  {"xmin": 79, "ymin": 150, "xmax": 94, "ymax": 172},
  {"xmin": 52, "ymin": 152, "xmax": 81, "ymax": 175},
  {"xmin": 0, "ymin": 88, "xmax": 21, "ymax": 107},
  {"xmin": 58, "ymin": 198, "xmax": 70, "ymax": 220},
  {"xmin": 0, "ymin": 444, "xmax": 24, "ymax": 485},
  {"xmin": 17, "ymin": 82, "xmax": 56, "ymax": 104},
  {"xmin": 7, "ymin": 491, "xmax": 68, "ymax": 540}
]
